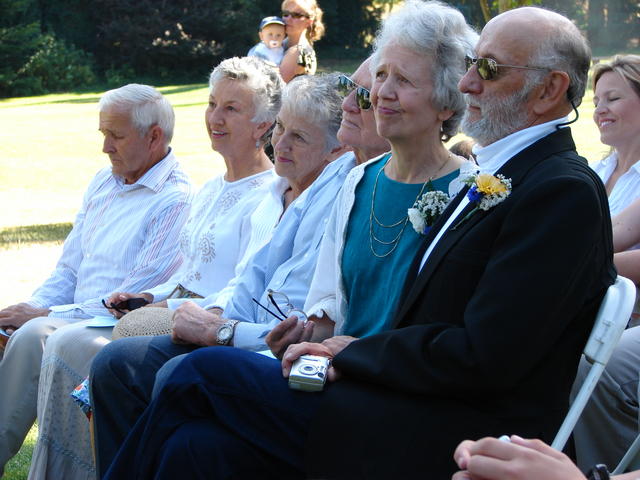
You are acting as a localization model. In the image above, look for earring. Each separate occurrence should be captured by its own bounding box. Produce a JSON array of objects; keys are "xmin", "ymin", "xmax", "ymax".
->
[{"xmin": 256, "ymin": 140, "xmax": 261, "ymax": 148}]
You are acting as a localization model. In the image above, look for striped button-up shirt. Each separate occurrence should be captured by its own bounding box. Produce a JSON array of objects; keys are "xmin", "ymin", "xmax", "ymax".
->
[{"xmin": 28, "ymin": 150, "xmax": 194, "ymax": 319}]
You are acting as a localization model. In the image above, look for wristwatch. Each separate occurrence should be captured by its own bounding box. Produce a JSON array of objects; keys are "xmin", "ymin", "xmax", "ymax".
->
[
  {"xmin": 216, "ymin": 320, "xmax": 239, "ymax": 346},
  {"xmin": 586, "ymin": 464, "xmax": 610, "ymax": 480}
]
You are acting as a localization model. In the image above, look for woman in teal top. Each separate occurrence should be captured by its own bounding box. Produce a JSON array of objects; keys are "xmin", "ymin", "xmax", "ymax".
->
[
  {"xmin": 269, "ymin": 0, "xmax": 478, "ymax": 351},
  {"xmin": 341, "ymin": 154, "xmax": 462, "ymax": 337}
]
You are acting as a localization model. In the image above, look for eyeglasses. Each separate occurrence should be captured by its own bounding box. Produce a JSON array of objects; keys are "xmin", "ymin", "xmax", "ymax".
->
[
  {"xmin": 252, "ymin": 289, "xmax": 308, "ymax": 323},
  {"xmin": 337, "ymin": 74, "xmax": 371, "ymax": 110},
  {"xmin": 465, "ymin": 55, "xmax": 549, "ymax": 81},
  {"xmin": 281, "ymin": 10, "xmax": 310, "ymax": 19}
]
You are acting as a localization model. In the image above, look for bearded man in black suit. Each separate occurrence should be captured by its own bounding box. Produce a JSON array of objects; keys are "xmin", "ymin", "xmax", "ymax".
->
[{"xmin": 101, "ymin": 5, "xmax": 615, "ymax": 480}]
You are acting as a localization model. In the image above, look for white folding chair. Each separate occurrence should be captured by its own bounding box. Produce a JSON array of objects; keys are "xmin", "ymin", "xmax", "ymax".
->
[{"xmin": 551, "ymin": 275, "xmax": 636, "ymax": 451}]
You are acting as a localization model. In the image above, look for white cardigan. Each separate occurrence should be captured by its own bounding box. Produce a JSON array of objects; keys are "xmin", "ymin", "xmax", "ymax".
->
[{"xmin": 304, "ymin": 154, "xmax": 474, "ymax": 334}]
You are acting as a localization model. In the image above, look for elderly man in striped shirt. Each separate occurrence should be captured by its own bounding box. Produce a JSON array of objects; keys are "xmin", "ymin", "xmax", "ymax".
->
[{"xmin": 0, "ymin": 83, "xmax": 193, "ymax": 477}]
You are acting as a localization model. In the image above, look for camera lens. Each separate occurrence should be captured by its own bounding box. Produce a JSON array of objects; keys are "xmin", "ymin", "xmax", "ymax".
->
[{"xmin": 300, "ymin": 364, "xmax": 317, "ymax": 375}]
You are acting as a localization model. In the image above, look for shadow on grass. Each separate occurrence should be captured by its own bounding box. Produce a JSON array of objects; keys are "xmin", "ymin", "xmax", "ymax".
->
[{"xmin": 0, "ymin": 223, "xmax": 72, "ymax": 248}]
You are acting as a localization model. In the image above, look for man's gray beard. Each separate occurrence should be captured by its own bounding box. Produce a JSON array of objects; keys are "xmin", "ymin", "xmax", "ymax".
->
[{"xmin": 461, "ymin": 83, "xmax": 537, "ymax": 146}]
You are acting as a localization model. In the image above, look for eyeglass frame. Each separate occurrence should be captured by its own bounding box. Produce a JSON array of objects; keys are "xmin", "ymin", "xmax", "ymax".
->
[
  {"xmin": 337, "ymin": 74, "xmax": 372, "ymax": 111},
  {"xmin": 281, "ymin": 10, "xmax": 310, "ymax": 19},
  {"xmin": 465, "ymin": 55, "xmax": 549, "ymax": 81},
  {"xmin": 252, "ymin": 289, "xmax": 308, "ymax": 323}
]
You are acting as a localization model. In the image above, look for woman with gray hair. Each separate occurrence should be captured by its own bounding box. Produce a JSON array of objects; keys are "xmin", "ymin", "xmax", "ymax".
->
[
  {"xmin": 108, "ymin": 56, "xmax": 284, "ymax": 315},
  {"xmin": 273, "ymin": 0, "xmax": 478, "ymax": 350},
  {"xmin": 28, "ymin": 56, "xmax": 285, "ymax": 480}
]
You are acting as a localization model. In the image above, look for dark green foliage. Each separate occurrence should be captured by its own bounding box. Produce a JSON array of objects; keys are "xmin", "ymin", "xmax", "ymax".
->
[
  {"xmin": 2, "ymin": 0, "xmax": 639, "ymax": 97},
  {"xmin": 18, "ymin": 35, "xmax": 96, "ymax": 93},
  {"xmin": 89, "ymin": 0, "xmax": 276, "ymax": 83},
  {"xmin": 1, "ymin": 32, "xmax": 96, "ymax": 96},
  {"xmin": 0, "ymin": 22, "xmax": 43, "ymax": 96},
  {"xmin": 315, "ymin": 0, "xmax": 385, "ymax": 58},
  {"xmin": 1, "ymin": 0, "xmax": 96, "ymax": 97}
]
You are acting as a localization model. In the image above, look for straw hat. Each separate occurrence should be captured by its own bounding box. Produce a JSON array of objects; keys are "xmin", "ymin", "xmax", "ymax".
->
[{"xmin": 112, "ymin": 307, "xmax": 174, "ymax": 339}]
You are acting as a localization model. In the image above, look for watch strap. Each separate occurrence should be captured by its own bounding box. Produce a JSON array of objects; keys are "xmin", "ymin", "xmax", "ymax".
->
[{"xmin": 586, "ymin": 464, "xmax": 611, "ymax": 480}]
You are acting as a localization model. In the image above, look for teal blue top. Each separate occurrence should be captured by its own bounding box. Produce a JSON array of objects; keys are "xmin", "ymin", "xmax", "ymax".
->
[{"xmin": 341, "ymin": 156, "xmax": 459, "ymax": 337}]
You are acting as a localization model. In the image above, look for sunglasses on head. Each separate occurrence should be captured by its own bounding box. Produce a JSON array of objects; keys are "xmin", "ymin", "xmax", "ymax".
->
[
  {"xmin": 281, "ymin": 10, "xmax": 310, "ymax": 19},
  {"xmin": 465, "ymin": 55, "xmax": 548, "ymax": 81},
  {"xmin": 337, "ymin": 74, "xmax": 371, "ymax": 110}
]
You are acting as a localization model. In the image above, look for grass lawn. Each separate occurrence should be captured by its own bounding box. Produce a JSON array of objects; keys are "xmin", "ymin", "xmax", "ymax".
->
[
  {"xmin": 0, "ymin": 58, "xmax": 611, "ymax": 479},
  {"xmin": 2, "ymin": 426, "xmax": 37, "ymax": 480}
]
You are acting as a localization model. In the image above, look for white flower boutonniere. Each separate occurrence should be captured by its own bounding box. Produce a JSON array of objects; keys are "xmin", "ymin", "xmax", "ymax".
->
[
  {"xmin": 453, "ymin": 173, "xmax": 512, "ymax": 229},
  {"xmin": 408, "ymin": 189, "xmax": 451, "ymax": 235}
]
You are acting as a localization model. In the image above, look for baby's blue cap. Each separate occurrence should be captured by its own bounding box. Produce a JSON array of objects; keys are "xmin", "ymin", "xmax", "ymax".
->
[{"xmin": 259, "ymin": 16, "xmax": 285, "ymax": 30}]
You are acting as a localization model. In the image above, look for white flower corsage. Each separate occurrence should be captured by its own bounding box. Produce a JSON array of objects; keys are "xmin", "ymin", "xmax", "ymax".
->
[
  {"xmin": 453, "ymin": 173, "xmax": 512, "ymax": 229},
  {"xmin": 408, "ymin": 189, "xmax": 451, "ymax": 235}
]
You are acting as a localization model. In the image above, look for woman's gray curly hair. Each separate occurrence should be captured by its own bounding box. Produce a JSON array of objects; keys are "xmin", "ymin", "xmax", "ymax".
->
[
  {"xmin": 371, "ymin": 0, "xmax": 478, "ymax": 142},
  {"xmin": 209, "ymin": 57, "xmax": 284, "ymax": 144},
  {"xmin": 279, "ymin": 73, "xmax": 343, "ymax": 152}
]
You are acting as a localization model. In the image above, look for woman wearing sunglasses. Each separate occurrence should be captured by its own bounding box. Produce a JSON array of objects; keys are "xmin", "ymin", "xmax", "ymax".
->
[
  {"xmin": 589, "ymin": 55, "xmax": 640, "ymax": 217},
  {"xmin": 279, "ymin": 0, "xmax": 325, "ymax": 82},
  {"xmin": 287, "ymin": 1, "xmax": 477, "ymax": 347}
]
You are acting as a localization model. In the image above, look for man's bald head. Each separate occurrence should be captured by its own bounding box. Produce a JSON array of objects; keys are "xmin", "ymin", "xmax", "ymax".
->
[{"xmin": 486, "ymin": 6, "xmax": 591, "ymax": 107}]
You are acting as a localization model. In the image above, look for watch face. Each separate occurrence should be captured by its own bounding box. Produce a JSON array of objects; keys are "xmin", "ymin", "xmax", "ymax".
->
[{"xmin": 218, "ymin": 326, "xmax": 232, "ymax": 343}]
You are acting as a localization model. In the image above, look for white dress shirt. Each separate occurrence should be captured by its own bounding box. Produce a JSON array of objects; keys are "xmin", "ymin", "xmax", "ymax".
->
[
  {"xmin": 144, "ymin": 169, "xmax": 275, "ymax": 309},
  {"xmin": 419, "ymin": 118, "xmax": 567, "ymax": 272},
  {"xmin": 28, "ymin": 151, "xmax": 194, "ymax": 319},
  {"xmin": 591, "ymin": 152, "xmax": 640, "ymax": 216}
]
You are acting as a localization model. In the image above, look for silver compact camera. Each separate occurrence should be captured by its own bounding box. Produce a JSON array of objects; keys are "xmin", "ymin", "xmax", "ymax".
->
[{"xmin": 288, "ymin": 354, "xmax": 330, "ymax": 392}]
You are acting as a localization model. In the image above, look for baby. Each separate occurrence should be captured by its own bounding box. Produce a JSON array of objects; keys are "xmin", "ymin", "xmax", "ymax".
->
[{"xmin": 248, "ymin": 16, "xmax": 286, "ymax": 66}]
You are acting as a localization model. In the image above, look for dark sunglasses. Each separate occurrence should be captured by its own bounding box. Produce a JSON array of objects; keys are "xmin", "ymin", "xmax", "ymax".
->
[
  {"xmin": 281, "ymin": 10, "xmax": 310, "ymax": 19},
  {"xmin": 465, "ymin": 55, "xmax": 548, "ymax": 81},
  {"xmin": 337, "ymin": 74, "xmax": 371, "ymax": 110}
]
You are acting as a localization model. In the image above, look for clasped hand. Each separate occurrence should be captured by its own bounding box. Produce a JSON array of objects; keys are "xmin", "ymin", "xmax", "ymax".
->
[
  {"xmin": 280, "ymin": 336, "xmax": 358, "ymax": 383},
  {"xmin": 452, "ymin": 436, "xmax": 586, "ymax": 480},
  {"xmin": 171, "ymin": 301, "xmax": 224, "ymax": 346},
  {"xmin": 0, "ymin": 303, "xmax": 50, "ymax": 335},
  {"xmin": 103, "ymin": 292, "xmax": 154, "ymax": 318}
]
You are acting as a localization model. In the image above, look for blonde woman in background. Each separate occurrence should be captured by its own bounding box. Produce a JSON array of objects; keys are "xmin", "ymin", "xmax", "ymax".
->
[
  {"xmin": 279, "ymin": 0, "xmax": 325, "ymax": 81},
  {"xmin": 591, "ymin": 55, "xmax": 640, "ymax": 215}
]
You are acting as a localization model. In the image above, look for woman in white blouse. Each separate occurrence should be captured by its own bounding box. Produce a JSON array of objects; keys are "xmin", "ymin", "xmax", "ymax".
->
[
  {"xmin": 111, "ymin": 57, "xmax": 286, "ymax": 310},
  {"xmin": 591, "ymin": 55, "xmax": 640, "ymax": 216}
]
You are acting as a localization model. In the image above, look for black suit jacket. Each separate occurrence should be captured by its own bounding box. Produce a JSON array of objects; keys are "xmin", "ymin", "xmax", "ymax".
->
[{"xmin": 305, "ymin": 128, "xmax": 616, "ymax": 479}]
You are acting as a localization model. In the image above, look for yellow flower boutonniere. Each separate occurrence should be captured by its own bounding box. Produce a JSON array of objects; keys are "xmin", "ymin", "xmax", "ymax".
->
[{"xmin": 452, "ymin": 173, "xmax": 512, "ymax": 229}]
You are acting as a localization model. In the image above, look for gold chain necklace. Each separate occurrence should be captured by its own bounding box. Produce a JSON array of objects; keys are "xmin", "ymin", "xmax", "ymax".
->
[{"xmin": 369, "ymin": 154, "xmax": 451, "ymax": 258}]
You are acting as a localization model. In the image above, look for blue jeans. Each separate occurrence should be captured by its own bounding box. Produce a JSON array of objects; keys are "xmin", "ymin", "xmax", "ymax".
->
[
  {"xmin": 90, "ymin": 335, "xmax": 198, "ymax": 477},
  {"xmin": 103, "ymin": 347, "xmax": 323, "ymax": 480}
]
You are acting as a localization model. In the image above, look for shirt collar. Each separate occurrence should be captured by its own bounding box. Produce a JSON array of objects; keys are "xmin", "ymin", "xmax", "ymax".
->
[
  {"xmin": 630, "ymin": 156, "xmax": 640, "ymax": 175},
  {"xmin": 473, "ymin": 117, "xmax": 568, "ymax": 175},
  {"xmin": 113, "ymin": 149, "xmax": 177, "ymax": 192}
]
